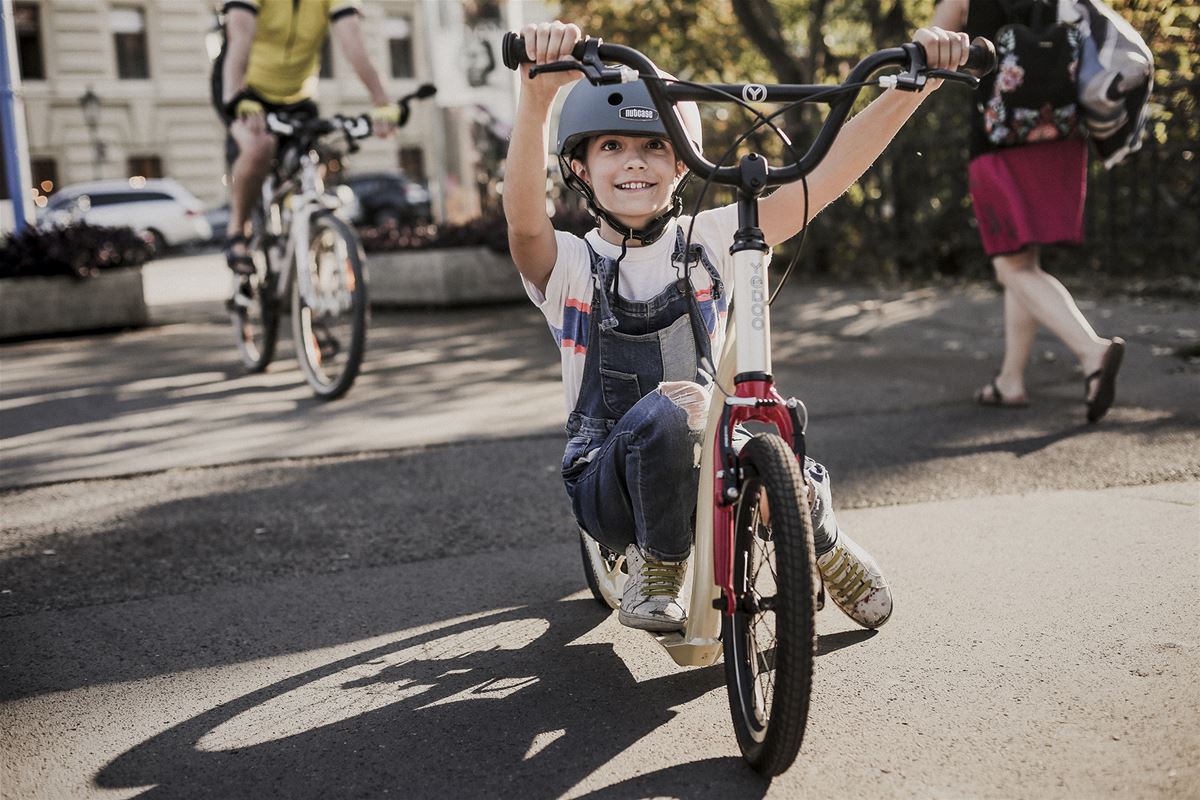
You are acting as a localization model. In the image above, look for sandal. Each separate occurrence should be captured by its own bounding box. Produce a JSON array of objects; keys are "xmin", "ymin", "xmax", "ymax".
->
[
  {"xmin": 1085, "ymin": 337, "xmax": 1125, "ymax": 424},
  {"xmin": 224, "ymin": 233, "xmax": 256, "ymax": 276},
  {"xmin": 974, "ymin": 378, "xmax": 1028, "ymax": 408}
]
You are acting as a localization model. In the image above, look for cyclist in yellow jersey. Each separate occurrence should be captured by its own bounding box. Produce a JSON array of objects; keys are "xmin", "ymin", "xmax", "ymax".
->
[{"xmin": 217, "ymin": 0, "xmax": 396, "ymax": 274}]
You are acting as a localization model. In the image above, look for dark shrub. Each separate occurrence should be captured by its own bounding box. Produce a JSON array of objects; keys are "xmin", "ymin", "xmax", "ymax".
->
[{"xmin": 0, "ymin": 224, "xmax": 152, "ymax": 280}]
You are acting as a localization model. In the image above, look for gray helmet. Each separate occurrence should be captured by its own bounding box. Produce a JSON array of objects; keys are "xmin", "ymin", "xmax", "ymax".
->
[
  {"xmin": 555, "ymin": 77, "xmax": 703, "ymax": 159},
  {"xmin": 554, "ymin": 76, "xmax": 703, "ymax": 244}
]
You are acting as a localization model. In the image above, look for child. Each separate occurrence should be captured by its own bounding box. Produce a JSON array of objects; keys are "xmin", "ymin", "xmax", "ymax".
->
[{"xmin": 504, "ymin": 21, "xmax": 969, "ymax": 632}]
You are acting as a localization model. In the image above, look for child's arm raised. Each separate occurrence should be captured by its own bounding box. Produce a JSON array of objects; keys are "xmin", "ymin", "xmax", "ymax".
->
[
  {"xmin": 503, "ymin": 21, "xmax": 583, "ymax": 296},
  {"xmin": 757, "ymin": 26, "xmax": 969, "ymax": 248}
]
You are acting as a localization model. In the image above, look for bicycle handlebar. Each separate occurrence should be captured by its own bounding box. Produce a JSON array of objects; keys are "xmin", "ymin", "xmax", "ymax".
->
[
  {"xmin": 397, "ymin": 82, "xmax": 437, "ymax": 127},
  {"xmin": 502, "ymin": 33, "xmax": 996, "ymax": 189},
  {"xmin": 266, "ymin": 112, "xmax": 370, "ymax": 140},
  {"xmin": 266, "ymin": 82, "xmax": 437, "ymax": 145}
]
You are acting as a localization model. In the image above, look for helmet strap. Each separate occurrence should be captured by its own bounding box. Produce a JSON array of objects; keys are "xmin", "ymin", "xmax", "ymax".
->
[
  {"xmin": 611, "ymin": 232, "xmax": 630, "ymax": 299},
  {"xmin": 592, "ymin": 198, "xmax": 680, "ymax": 247}
]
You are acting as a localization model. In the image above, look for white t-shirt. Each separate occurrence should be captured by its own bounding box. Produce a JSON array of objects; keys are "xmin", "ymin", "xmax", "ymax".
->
[{"xmin": 523, "ymin": 205, "xmax": 742, "ymax": 412}]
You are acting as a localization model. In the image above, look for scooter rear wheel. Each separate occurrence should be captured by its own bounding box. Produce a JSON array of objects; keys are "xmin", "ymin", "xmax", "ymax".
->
[{"xmin": 579, "ymin": 529, "xmax": 624, "ymax": 610}]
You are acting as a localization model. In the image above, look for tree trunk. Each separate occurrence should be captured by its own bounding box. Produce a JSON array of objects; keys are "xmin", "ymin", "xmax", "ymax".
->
[{"xmin": 730, "ymin": 0, "xmax": 808, "ymax": 84}]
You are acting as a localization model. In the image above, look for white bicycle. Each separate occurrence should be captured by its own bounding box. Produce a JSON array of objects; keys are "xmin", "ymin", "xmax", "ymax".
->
[{"xmin": 229, "ymin": 85, "xmax": 435, "ymax": 400}]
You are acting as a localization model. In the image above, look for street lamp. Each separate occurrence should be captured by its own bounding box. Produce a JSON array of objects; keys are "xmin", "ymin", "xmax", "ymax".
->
[{"xmin": 78, "ymin": 87, "xmax": 107, "ymax": 179}]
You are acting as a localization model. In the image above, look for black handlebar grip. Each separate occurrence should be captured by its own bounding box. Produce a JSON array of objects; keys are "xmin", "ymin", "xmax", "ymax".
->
[
  {"xmin": 964, "ymin": 36, "xmax": 997, "ymax": 76},
  {"xmin": 502, "ymin": 32, "xmax": 531, "ymax": 70}
]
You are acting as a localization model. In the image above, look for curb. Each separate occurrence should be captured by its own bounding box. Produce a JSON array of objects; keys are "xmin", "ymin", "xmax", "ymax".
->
[
  {"xmin": 0, "ymin": 268, "xmax": 149, "ymax": 340},
  {"xmin": 367, "ymin": 247, "xmax": 525, "ymax": 307}
]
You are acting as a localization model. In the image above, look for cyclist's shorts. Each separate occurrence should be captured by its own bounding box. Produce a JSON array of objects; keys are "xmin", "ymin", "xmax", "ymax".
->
[{"xmin": 213, "ymin": 84, "xmax": 318, "ymax": 165}]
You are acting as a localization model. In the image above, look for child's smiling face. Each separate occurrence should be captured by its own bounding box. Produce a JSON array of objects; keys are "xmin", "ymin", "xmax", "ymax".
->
[{"xmin": 572, "ymin": 134, "xmax": 687, "ymax": 238}]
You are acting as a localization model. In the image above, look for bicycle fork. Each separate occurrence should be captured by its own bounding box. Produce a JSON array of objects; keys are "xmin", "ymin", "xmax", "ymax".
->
[{"xmin": 287, "ymin": 200, "xmax": 350, "ymax": 316}]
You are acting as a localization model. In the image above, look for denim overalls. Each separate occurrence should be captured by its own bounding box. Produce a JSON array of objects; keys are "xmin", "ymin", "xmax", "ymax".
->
[
  {"xmin": 561, "ymin": 228, "xmax": 723, "ymax": 561},
  {"xmin": 560, "ymin": 227, "xmax": 843, "ymax": 561}
]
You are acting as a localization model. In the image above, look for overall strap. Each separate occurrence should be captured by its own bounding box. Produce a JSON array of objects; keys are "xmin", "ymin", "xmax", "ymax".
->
[
  {"xmin": 670, "ymin": 227, "xmax": 724, "ymax": 301},
  {"xmin": 584, "ymin": 240, "xmax": 620, "ymax": 331}
]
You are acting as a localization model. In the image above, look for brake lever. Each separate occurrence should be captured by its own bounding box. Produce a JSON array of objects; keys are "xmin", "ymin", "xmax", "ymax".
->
[
  {"xmin": 888, "ymin": 42, "xmax": 929, "ymax": 92},
  {"xmin": 527, "ymin": 61, "xmax": 583, "ymax": 79},
  {"xmin": 926, "ymin": 69, "xmax": 980, "ymax": 89},
  {"xmin": 527, "ymin": 38, "xmax": 634, "ymax": 85},
  {"xmin": 880, "ymin": 42, "xmax": 981, "ymax": 91}
]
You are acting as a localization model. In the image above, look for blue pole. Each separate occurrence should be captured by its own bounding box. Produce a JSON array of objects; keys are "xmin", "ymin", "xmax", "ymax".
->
[{"xmin": 0, "ymin": 3, "xmax": 28, "ymax": 233}]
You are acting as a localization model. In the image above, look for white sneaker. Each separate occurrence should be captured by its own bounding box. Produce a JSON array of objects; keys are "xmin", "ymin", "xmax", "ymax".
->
[
  {"xmin": 816, "ymin": 533, "xmax": 892, "ymax": 629},
  {"xmin": 618, "ymin": 545, "xmax": 687, "ymax": 632}
]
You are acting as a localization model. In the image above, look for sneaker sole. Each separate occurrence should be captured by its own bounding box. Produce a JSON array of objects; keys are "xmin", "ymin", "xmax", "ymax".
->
[
  {"xmin": 617, "ymin": 609, "xmax": 687, "ymax": 632},
  {"xmin": 828, "ymin": 595, "xmax": 892, "ymax": 629}
]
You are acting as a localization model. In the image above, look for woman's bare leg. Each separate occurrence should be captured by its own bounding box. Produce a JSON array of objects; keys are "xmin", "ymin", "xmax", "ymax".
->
[
  {"xmin": 992, "ymin": 248, "xmax": 1111, "ymax": 400},
  {"xmin": 993, "ymin": 262, "xmax": 1039, "ymax": 400}
]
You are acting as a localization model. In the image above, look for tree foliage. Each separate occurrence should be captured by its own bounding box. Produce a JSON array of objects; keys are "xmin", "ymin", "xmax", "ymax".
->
[{"xmin": 554, "ymin": 0, "xmax": 1199, "ymax": 283}]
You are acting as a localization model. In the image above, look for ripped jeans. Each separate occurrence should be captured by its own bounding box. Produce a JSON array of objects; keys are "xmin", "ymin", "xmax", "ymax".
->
[{"xmin": 564, "ymin": 382, "xmax": 841, "ymax": 561}]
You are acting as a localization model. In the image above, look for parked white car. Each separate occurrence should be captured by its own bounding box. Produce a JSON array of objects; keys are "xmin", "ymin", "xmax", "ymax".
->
[{"xmin": 39, "ymin": 178, "xmax": 213, "ymax": 253}]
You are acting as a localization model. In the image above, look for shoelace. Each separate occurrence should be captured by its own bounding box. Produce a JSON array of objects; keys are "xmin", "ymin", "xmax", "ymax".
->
[
  {"xmin": 640, "ymin": 561, "xmax": 685, "ymax": 598},
  {"xmin": 821, "ymin": 548, "xmax": 871, "ymax": 605}
]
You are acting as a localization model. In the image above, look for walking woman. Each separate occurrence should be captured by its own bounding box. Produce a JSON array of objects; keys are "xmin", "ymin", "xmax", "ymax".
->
[{"xmin": 933, "ymin": 0, "xmax": 1124, "ymax": 422}]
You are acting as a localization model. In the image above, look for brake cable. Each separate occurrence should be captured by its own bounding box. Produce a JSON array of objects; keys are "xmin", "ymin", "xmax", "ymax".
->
[{"xmin": 664, "ymin": 76, "xmax": 882, "ymax": 306}]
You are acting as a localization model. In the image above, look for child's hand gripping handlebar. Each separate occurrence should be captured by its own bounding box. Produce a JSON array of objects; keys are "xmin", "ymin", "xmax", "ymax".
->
[
  {"xmin": 501, "ymin": 32, "xmax": 996, "ymax": 188},
  {"xmin": 502, "ymin": 32, "xmax": 996, "ymax": 82}
]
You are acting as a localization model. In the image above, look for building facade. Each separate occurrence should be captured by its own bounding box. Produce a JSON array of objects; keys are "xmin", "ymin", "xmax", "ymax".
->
[{"xmin": 4, "ymin": 0, "xmax": 548, "ymax": 223}]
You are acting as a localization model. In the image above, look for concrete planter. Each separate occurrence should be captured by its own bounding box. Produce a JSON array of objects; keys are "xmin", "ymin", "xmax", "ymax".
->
[
  {"xmin": 368, "ymin": 246, "xmax": 526, "ymax": 307},
  {"xmin": 0, "ymin": 268, "xmax": 148, "ymax": 340}
]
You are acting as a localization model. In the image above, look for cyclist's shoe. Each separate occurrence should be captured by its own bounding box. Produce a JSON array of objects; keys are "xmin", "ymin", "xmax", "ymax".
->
[
  {"xmin": 816, "ymin": 532, "xmax": 892, "ymax": 629},
  {"xmin": 225, "ymin": 277, "xmax": 255, "ymax": 311},
  {"xmin": 310, "ymin": 320, "xmax": 341, "ymax": 360},
  {"xmin": 619, "ymin": 544, "xmax": 687, "ymax": 632},
  {"xmin": 225, "ymin": 233, "xmax": 256, "ymax": 276}
]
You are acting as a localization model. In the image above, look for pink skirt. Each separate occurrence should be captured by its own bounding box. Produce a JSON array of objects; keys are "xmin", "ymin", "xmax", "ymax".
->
[{"xmin": 968, "ymin": 138, "xmax": 1088, "ymax": 257}]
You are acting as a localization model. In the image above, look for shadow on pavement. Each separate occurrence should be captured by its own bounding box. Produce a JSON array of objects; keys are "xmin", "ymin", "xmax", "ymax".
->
[
  {"xmin": 91, "ymin": 600, "xmax": 773, "ymax": 800},
  {"xmin": 815, "ymin": 628, "xmax": 876, "ymax": 656},
  {"xmin": 572, "ymin": 758, "xmax": 770, "ymax": 799},
  {"xmin": 0, "ymin": 444, "xmax": 569, "ymax": 611}
]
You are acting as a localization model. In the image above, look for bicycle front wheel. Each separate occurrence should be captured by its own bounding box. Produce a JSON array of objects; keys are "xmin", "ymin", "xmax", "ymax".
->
[
  {"xmin": 291, "ymin": 213, "xmax": 368, "ymax": 400},
  {"xmin": 722, "ymin": 432, "xmax": 817, "ymax": 776},
  {"xmin": 229, "ymin": 206, "xmax": 280, "ymax": 372}
]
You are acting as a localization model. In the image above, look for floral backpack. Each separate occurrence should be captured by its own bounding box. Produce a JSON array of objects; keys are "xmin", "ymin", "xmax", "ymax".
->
[{"xmin": 984, "ymin": 0, "xmax": 1082, "ymax": 147}]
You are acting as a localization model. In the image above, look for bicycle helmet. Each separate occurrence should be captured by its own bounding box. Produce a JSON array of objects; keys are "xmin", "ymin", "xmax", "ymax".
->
[{"xmin": 556, "ymin": 75, "xmax": 703, "ymax": 244}]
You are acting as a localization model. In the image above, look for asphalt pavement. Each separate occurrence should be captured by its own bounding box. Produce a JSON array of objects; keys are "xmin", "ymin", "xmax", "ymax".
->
[{"xmin": 1, "ymin": 252, "xmax": 1197, "ymax": 798}]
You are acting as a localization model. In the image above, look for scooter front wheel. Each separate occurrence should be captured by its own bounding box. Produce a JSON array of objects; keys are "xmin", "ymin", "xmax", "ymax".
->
[{"xmin": 722, "ymin": 432, "xmax": 816, "ymax": 776}]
